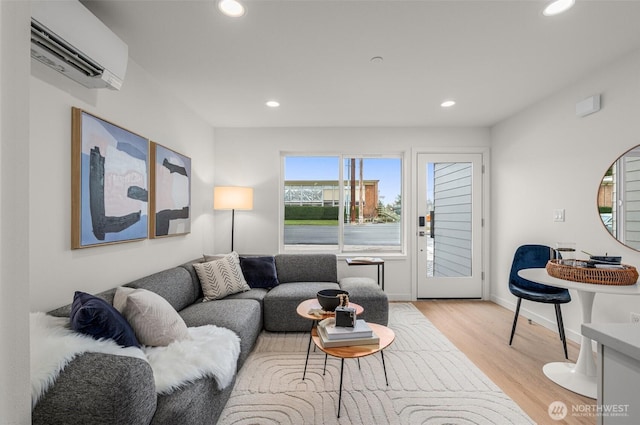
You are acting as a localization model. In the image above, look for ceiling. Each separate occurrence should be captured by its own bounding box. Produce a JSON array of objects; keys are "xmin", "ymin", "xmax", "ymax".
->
[{"xmin": 82, "ymin": 0, "xmax": 640, "ymax": 128}]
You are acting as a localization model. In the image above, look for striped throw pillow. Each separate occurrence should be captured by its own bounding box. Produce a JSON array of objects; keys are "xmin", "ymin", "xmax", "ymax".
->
[{"xmin": 194, "ymin": 252, "xmax": 250, "ymax": 301}]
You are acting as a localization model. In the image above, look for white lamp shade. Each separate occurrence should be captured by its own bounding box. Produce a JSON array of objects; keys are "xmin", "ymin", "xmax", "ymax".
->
[{"xmin": 213, "ymin": 186, "xmax": 253, "ymax": 210}]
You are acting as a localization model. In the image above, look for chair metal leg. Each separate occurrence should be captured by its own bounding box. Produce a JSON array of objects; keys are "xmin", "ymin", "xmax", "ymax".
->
[
  {"xmin": 555, "ymin": 304, "xmax": 569, "ymax": 359},
  {"xmin": 509, "ymin": 298, "xmax": 522, "ymax": 345},
  {"xmin": 554, "ymin": 304, "xmax": 562, "ymax": 341},
  {"xmin": 553, "ymin": 304, "xmax": 562, "ymax": 341}
]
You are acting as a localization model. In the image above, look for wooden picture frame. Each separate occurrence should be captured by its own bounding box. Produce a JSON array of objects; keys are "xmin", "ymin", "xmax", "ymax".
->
[
  {"xmin": 71, "ymin": 108, "xmax": 149, "ymax": 248},
  {"xmin": 149, "ymin": 142, "xmax": 191, "ymax": 238}
]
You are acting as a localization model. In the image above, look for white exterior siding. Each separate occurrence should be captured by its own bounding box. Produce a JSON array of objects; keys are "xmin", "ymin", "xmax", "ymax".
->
[
  {"xmin": 624, "ymin": 156, "xmax": 640, "ymax": 249},
  {"xmin": 433, "ymin": 162, "xmax": 473, "ymax": 277}
]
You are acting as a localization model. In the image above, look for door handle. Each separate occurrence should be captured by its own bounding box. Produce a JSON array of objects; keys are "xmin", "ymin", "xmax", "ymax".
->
[{"xmin": 429, "ymin": 210, "xmax": 434, "ymax": 238}]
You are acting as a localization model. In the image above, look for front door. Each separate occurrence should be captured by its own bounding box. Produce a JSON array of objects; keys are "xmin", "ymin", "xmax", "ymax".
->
[{"xmin": 417, "ymin": 153, "xmax": 483, "ymax": 298}]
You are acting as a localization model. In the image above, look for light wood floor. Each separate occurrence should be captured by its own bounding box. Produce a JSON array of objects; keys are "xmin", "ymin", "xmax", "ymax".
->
[{"xmin": 412, "ymin": 300, "xmax": 596, "ymax": 425}]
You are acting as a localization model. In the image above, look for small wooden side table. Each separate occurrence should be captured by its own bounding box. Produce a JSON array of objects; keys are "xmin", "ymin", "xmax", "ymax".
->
[
  {"xmin": 296, "ymin": 299, "xmax": 364, "ymax": 381},
  {"xmin": 312, "ymin": 323, "xmax": 395, "ymax": 418},
  {"xmin": 345, "ymin": 257, "xmax": 385, "ymax": 290}
]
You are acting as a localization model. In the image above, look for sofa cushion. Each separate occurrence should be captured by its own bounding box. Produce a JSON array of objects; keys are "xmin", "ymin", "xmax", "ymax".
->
[
  {"xmin": 194, "ymin": 252, "xmax": 250, "ymax": 301},
  {"xmin": 48, "ymin": 288, "xmax": 117, "ymax": 318},
  {"xmin": 179, "ymin": 299, "xmax": 262, "ymax": 368},
  {"xmin": 152, "ymin": 376, "xmax": 235, "ymax": 425},
  {"xmin": 339, "ymin": 277, "xmax": 389, "ymax": 325},
  {"xmin": 224, "ymin": 288, "xmax": 268, "ymax": 304},
  {"xmin": 32, "ymin": 352, "xmax": 156, "ymax": 425},
  {"xmin": 263, "ymin": 281, "xmax": 340, "ymax": 332},
  {"xmin": 339, "ymin": 277, "xmax": 381, "ymax": 296},
  {"xmin": 239, "ymin": 256, "xmax": 279, "ymax": 289},
  {"xmin": 126, "ymin": 267, "xmax": 198, "ymax": 312},
  {"xmin": 275, "ymin": 254, "xmax": 337, "ymax": 283},
  {"xmin": 114, "ymin": 287, "xmax": 190, "ymax": 347},
  {"xmin": 70, "ymin": 291, "xmax": 140, "ymax": 348},
  {"xmin": 178, "ymin": 259, "xmax": 208, "ymax": 300}
]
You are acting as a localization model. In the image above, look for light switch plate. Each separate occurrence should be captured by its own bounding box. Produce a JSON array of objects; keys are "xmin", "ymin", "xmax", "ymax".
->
[{"xmin": 554, "ymin": 209, "xmax": 565, "ymax": 222}]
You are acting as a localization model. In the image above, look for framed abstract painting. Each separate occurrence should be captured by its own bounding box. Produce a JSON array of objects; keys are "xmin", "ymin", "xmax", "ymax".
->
[
  {"xmin": 71, "ymin": 108, "xmax": 149, "ymax": 248},
  {"xmin": 149, "ymin": 142, "xmax": 191, "ymax": 238}
]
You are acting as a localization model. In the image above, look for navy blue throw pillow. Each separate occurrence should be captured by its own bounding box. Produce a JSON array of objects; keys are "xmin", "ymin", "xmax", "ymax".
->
[
  {"xmin": 239, "ymin": 256, "xmax": 279, "ymax": 289},
  {"xmin": 70, "ymin": 291, "xmax": 140, "ymax": 348}
]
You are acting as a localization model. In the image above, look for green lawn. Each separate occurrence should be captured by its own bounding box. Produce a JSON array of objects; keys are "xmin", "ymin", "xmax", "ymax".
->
[{"xmin": 284, "ymin": 220, "xmax": 338, "ymax": 226}]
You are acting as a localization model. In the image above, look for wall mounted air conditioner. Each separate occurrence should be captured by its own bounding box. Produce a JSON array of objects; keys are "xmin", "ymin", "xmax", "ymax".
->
[{"xmin": 31, "ymin": 0, "xmax": 128, "ymax": 90}]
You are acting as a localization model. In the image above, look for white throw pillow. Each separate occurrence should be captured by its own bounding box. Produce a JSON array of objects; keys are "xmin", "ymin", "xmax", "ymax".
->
[
  {"xmin": 114, "ymin": 287, "xmax": 190, "ymax": 347},
  {"xmin": 202, "ymin": 253, "xmax": 225, "ymax": 262},
  {"xmin": 194, "ymin": 251, "xmax": 250, "ymax": 301}
]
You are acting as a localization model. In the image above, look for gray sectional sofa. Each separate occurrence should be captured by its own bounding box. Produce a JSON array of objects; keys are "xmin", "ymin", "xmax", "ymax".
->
[{"xmin": 32, "ymin": 253, "xmax": 388, "ymax": 425}]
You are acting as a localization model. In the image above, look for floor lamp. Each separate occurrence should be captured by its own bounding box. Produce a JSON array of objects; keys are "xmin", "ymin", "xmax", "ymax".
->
[{"xmin": 213, "ymin": 186, "xmax": 253, "ymax": 252}]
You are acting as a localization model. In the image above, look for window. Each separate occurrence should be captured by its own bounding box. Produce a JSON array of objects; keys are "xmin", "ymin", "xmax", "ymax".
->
[{"xmin": 283, "ymin": 155, "xmax": 402, "ymax": 253}]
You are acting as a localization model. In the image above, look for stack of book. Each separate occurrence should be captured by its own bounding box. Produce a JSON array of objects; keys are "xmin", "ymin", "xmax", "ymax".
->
[
  {"xmin": 317, "ymin": 319, "xmax": 379, "ymax": 348},
  {"xmin": 346, "ymin": 257, "xmax": 383, "ymax": 265}
]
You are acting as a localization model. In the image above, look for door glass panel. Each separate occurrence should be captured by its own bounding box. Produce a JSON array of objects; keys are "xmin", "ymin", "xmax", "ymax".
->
[{"xmin": 430, "ymin": 162, "xmax": 473, "ymax": 278}]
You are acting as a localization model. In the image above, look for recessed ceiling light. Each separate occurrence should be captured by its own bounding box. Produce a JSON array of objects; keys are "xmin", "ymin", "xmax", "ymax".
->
[
  {"xmin": 266, "ymin": 100, "xmax": 280, "ymax": 108},
  {"xmin": 441, "ymin": 100, "xmax": 456, "ymax": 108},
  {"xmin": 218, "ymin": 0, "xmax": 245, "ymax": 18},
  {"xmin": 543, "ymin": 0, "xmax": 575, "ymax": 16},
  {"xmin": 370, "ymin": 56, "xmax": 384, "ymax": 63}
]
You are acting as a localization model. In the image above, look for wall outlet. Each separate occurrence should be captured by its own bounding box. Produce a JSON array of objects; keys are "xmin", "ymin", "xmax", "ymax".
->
[
  {"xmin": 554, "ymin": 209, "xmax": 565, "ymax": 222},
  {"xmin": 631, "ymin": 312, "xmax": 640, "ymax": 323}
]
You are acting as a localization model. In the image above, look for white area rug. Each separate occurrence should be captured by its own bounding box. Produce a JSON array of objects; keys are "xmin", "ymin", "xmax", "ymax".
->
[{"xmin": 218, "ymin": 303, "xmax": 534, "ymax": 425}]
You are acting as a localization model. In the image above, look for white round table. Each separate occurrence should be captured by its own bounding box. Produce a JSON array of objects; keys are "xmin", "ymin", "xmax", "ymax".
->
[{"xmin": 518, "ymin": 268, "xmax": 640, "ymax": 399}]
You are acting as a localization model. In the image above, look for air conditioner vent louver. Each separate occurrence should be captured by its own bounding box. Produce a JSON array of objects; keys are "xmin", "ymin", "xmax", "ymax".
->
[
  {"xmin": 31, "ymin": 19, "xmax": 104, "ymax": 79},
  {"xmin": 30, "ymin": 0, "xmax": 128, "ymax": 90}
]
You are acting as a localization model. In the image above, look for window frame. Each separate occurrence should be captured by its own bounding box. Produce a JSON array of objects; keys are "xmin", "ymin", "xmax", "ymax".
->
[{"xmin": 280, "ymin": 152, "xmax": 404, "ymax": 255}]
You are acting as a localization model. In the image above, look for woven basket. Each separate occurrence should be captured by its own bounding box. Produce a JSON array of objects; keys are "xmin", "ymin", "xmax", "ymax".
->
[{"xmin": 546, "ymin": 259, "xmax": 639, "ymax": 286}]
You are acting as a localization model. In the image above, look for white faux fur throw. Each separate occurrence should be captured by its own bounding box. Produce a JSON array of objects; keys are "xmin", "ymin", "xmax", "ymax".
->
[
  {"xmin": 146, "ymin": 324, "xmax": 240, "ymax": 394},
  {"xmin": 30, "ymin": 312, "xmax": 241, "ymax": 408},
  {"xmin": 29, "ymin": 313, "xmax": 146, "ymax": 408}
]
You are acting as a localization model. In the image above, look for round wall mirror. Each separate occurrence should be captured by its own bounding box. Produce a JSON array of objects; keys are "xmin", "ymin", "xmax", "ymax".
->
[{"xmin": 598, "ymin": 144, "xmax": 640, "ymax": 251}]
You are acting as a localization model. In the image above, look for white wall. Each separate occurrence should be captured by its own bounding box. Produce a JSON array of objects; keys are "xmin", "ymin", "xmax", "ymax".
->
[
  {"xmin": 29, "ymin": 58, "xmax": 216, "ymax": 313},
  {"xmin": 491, "ymin": 49, "xmax": 640, "ymax": 343},
  {"xmin": 18, "ymin": 9, "xmax": 640, "ymax": 423},
  {"xmin": 1, "ymin": 2, "xmax": 32, "ymax": 423},
  {"xmin": 213, "ymin": 127, "xmax": 490, "ymax": 301}
]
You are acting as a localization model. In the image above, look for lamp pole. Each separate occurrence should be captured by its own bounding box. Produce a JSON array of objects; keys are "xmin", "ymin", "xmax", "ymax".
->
[{"xmin": 231, "ymin": 208, "xmax": 235, "ymax": 252}]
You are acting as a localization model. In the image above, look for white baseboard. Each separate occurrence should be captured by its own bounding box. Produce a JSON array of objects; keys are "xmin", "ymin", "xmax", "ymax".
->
[{"xmin": 387, "ymin": 293, "xmax": 413, "ymax": 302}]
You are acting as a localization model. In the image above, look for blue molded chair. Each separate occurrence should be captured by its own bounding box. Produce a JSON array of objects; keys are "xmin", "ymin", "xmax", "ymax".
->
[{"xmin": 508, "ymin": 244, "xmax": 571, "ymax": 359}]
